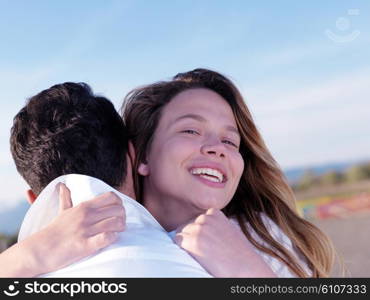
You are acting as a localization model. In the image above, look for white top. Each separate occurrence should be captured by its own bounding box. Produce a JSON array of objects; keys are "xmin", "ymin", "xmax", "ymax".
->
[
  {"xmin": 18, "ymin": 174, "xmax": 211, "ymax": 277},
  {"xmin": 228, "ymin": 216, "xmax": 312, "ymax": 277},
  {"xmin": 19, "ymin": 174, "xmax": 310, "ymax": 278}
]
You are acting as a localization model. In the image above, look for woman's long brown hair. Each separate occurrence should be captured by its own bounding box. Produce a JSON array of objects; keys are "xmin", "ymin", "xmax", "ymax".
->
[{"xmin": 121, "ymin": 68, "xmax": 337, "ymax": 277}]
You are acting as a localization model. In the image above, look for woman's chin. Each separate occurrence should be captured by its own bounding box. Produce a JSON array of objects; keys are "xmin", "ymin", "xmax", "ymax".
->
[{"xmin": 193, "ymin": 197, "xmax": 229, "ymax": 211}]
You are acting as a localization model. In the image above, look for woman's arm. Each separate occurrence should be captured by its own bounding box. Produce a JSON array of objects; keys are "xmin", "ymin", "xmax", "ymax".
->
[
  {"xmin": 0, "ymin": 184, "xmax": 125, "ymax": 277},
  {"xmin": 174, "ymin": 208, "xmax": 276, "ymax": 277}
]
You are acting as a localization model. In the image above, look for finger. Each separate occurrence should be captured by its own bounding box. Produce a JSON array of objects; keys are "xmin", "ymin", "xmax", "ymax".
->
[
  {"xmin": 85, "ymin": 191, "xmax": 122, "ymax": 209},
  {"xmin": 58, "ymin": 183, "xmax": 73, "ymax": 212},
  {"xmin": 205, "ymin": 208, "xmax": 226, "ymax": 220},
  {"xmin": 89, "ymin": 204, "xmax": 126, "ymax": 224},
  {"xmin": 177, "ymin": 223, "xmax": 203, "ymax": 236},
  {"xmin": 194, "ymin": 213, "xmax": 208, "ymax": 225},
  {"xmin": 173, "ymin": 233, "xmax": 185, "ymax": 247},
  {"xmin": 175, "ymin": 221, "xmax": 194, "ymax": 235},
  {"xmin": 86, "ymin": 232, "xmax": 119, "ymax": 252},
  {"xmin": 175, "ymin": 223, "xmax": 187, "ymax": 234},
  {"xmin": 174, "ymin": 233, "xmax": 198, "ymax": 255},
  {"xmin": 173, "ymin": 233, "xmax": 182, "ymax": 246},
  {"xmin": 205, "ymin": 208, "xmax": 218, "ymax": 215},
  {"xmin": 88, "ymin": 216, "xmax": 125, "ymax": 236}
]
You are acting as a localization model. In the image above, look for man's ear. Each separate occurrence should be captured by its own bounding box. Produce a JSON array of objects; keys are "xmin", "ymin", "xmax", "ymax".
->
[{"xmin": 26, "ymin": 189, "xmax": 37, "ymax": 204}]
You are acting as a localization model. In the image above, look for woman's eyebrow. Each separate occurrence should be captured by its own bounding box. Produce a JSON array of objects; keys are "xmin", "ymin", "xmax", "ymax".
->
[
  {"xmin": 173, "ymin": 113, "xmax": 206, "ymax": 124},
  {"xmin": 171, "ymin": 113, "xmax": 240, "ymax": 137}
]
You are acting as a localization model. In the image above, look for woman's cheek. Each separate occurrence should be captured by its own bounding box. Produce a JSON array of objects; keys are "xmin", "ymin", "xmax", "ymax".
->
[
  {"xmin": 168, "ymin": 136, "xmax": 200, "ymax": 154},
  {"xmin": 230, "ymin": 151, "xmax": 244, "ymax": 180}
]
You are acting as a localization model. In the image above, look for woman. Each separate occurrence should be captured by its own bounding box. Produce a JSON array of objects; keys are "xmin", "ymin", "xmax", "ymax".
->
[
  {"xmin": 1, "ymin": 69, "xmax": 337, "ymax": 277},
  {"xmin": 121, "ymin": 68, "xmax": 336, "ymax": 277}
]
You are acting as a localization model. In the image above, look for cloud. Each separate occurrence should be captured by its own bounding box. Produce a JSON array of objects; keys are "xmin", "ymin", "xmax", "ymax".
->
[
  {"xmin": 248, "ymin": 31, "xmax": 368, "ymax": 70},
  {"xmin": 240, "ymin": 68, "xmax": 370, "ymax": 168},
  {"xmin": 250, "ymin": 69, "xmax": 370, "ymax": 116}
]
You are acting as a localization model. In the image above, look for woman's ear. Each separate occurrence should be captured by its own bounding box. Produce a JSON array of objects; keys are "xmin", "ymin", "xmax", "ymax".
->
[{"xmin": 138, "ymin": 161, "xmax": 149, "ymax": 176}]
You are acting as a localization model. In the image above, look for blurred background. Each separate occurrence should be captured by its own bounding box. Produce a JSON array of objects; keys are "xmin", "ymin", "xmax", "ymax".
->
[{"xmin": 0, "ymin": 0, "xmax": 369, "ymax": 276}]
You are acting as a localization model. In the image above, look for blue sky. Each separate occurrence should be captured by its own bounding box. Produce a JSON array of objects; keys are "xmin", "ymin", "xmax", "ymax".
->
[{"xmin": 1, "ymin": 0, "xmax": 369, "ymax": 208}]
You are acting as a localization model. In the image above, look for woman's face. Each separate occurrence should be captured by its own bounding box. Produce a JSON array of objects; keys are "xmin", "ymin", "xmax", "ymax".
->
[{"xmin": 139, "ymin": 88, "xmax": 244, "ymax": 220}]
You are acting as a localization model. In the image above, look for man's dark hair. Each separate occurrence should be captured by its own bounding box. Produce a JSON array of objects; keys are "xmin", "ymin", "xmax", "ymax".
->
[{"xmin": 10, "ymin": 82, "xmax": 128, "ymax": 195}]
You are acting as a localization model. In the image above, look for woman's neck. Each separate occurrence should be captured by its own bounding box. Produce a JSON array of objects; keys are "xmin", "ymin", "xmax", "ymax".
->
[{"xmin": 142, "ymin": 190, "xmax": 203, "ymax": 232}]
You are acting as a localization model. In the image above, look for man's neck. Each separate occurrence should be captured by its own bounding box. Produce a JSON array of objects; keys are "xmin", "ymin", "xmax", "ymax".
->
[{"xmin": 117, "ymin": 183, "xmax": 136, "ymax": 200}]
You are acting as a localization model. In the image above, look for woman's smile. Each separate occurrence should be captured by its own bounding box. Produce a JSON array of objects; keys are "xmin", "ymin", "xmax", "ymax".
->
[{"xmin": 188, "ymin": 162, "xmax": 228, "ymax": 187}]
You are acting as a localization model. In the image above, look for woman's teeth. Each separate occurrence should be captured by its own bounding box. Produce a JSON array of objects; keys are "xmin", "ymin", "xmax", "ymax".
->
[
  {"xmin": 190, "ymin": 168, "xmax": 224, "ymax": 183},
  {"xmin": 199, "ymin": 174, "xmax": 221, "ymax": 183}
]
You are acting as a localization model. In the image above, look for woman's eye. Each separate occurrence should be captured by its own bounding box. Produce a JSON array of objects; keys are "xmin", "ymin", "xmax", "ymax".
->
[
  {"xmin": 181, "ymin": 129, "xmax": 199, "ymax": 135},
  {"xmin": 223, "ymin": 140, "xmax": 238, "ymax": 148}
]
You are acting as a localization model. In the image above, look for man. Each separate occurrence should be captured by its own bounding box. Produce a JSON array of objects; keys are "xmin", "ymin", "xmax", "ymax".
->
[{"xmin": 10, "ymin": 82, "xmax": 210, "ymax": 277}]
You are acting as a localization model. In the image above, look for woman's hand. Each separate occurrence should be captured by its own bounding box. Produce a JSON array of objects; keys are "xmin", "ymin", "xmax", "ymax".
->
[
  {"xmin": 174, "ymin": 208, "xmax": 276, "ymax": 277},
  {"xmin": 0, "ymin": 184, "xmax": 126, "ymax": 277}
]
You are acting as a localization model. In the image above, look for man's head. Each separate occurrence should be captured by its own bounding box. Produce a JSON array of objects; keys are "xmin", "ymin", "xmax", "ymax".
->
[{"xmin": 10, "ymin": 82, "xmax": 129, "ymax": 200}]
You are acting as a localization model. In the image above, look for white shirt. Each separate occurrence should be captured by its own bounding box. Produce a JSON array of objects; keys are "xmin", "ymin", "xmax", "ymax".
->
[
  {"xmin": 19, "ymin": 174, "xmax": 310, "ymax": 277},
  {"xmin": 18, "ymin": 174, "xmax": 211, "ymax": 277}
]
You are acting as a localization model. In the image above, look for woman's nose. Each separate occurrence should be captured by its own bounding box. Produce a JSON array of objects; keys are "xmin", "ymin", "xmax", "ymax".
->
[{"xmin": 200, "ymin": 137, "xmax": 226, "ymax": 158}]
